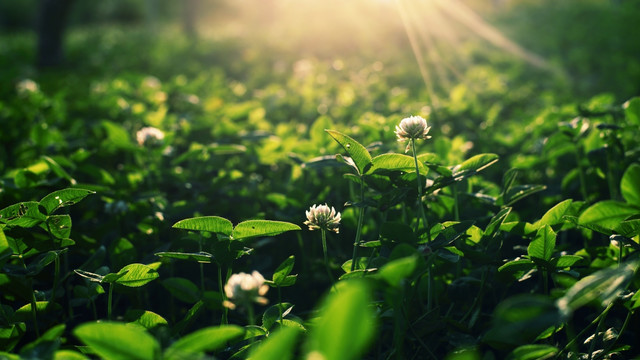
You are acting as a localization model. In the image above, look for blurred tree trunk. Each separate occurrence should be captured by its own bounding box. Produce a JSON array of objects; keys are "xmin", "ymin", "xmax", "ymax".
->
[
  {"xmin": 183, "ymin": 0, "xmax": 199, "ymax": 37},
  {"xmin": 37, "ymin": 0, "xmax": 74, "ymax": 68}
]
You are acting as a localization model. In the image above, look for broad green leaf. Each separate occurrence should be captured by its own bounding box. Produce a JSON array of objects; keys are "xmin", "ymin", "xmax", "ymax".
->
[
  {"xmin": 113, "ymin": 264, "xmax": 159, "ymax": 287},
  {"xmin": 614, "ymin": 220, "xmax": 640, "ymax": 238},
  {"xmin": 0, "ymin": 323, "xmax": 26, "ymax": 353},
  {"xmin": 172, "ymin": 216, "xmax": 233, "ymax": 236},
  {"xmin": 42, "ymin": 156, "xmax": 76, "ymax": 185},
  {"xmin": 485, "ymin": 208, "xmax": 512, "ymax": 238},
  {"xmin": 53, "ymin": 350, "xmax": 89, "ymax": 360},
  {"xmin": 172, "ymin": 300, "xmax": 205, "ymax": 336},
  {"xmin": 528, "ymin": 225, "xmax": 556, "ymax": 262},
  {"xmin": 101, "ymin": 121, "xmax": 134, "ymax": 150},
  {"xmin": 367, "ymin": 153, "xmax": 427, "ymax": 174},
  {"xmin": 553, "ymin": 255, "xmax": 583, "ymax": 268},
  {"xmin": 39, "ymin": 188, "xmax": 95, "ymax": 215},
  {"xmin": 248, "ymin": 326, "xmax": 301, "ymax": 360},
  {"xmin": 232, "ymin": 220, "xmax": 301, "ymax": 241},
  {"xmin": 262, "ymin": 303, "xmax": 294, "ymax": 330},
  {"xmin": 621, "ymin": 163, "xmax": 640, "ymax": 207},
  {"xmin": 162, "ymin": 277, "xmax": 200, "ymax": 303},
  {"xmin": 164, "ymin": 325, "xmax": 245, "ymax": 360},
  {"xmin": 536, "ymin": 199, "xmax": 573, "ymax": 228},
  {"xmin": 557, "ymin": 262, "xmax": 637, "ymax": 315},
  {"xmin": 20, "ymin": 324, "xmax": 66, "ymax": 358},
  {"xmin": 500, "ymin": 222, "xmax": 537, "ymax": 237},
  {"xmin": 504, "ymin": 185, "xmax": 547, "ymax": 207},
  {"xmin": 155, "ymin": 251, "xmax": 213, "ymax": 263},
  {"xmin": 0, "ymin": 228, "xmax": 11, "ymax": 265},
  {"xmin": 483, "ymin": 295, "xmax": 562, "ymax": 349},
  {"xmin": 452, "ymin": 153, "xmax": 499, "ymax": 178},
  {"xmin": 0, "ymin": 202, "xmax": 46, "ymax": 228},
  {"xmin": 623, "ymin": 97, "xmax": 640, "ymax": 126},
  {"xmin": 15, "ymin": 302, "xmax": 61, "ymax": 322},
  {"xmin": 377, "ymin": 255, "xmax": 418, "ymax": 287},
  {"xmin": 508, "ymin": 344, "xmax": 557, "ymax": 360},
  {"xmin": 124, "ymin": 310, "xmax": 168, "ymax": 330},
  {"xmin": 326, "ymin": 130, "xmax": 372, "ymax": 175},
  {"xmin": 44, "ymin": 215, "xmax": 72, "ymax": 240},
  {"xmin": 74, "ymin": 322, "xmax": 160, "ymax": 360},
  {"xmin": 305, "ymin": 280, "xmax": 376, "ymax": 360},
  {"xmin": 273, "ymin": 256, "xmax": 295, "ymax": 284},
  {"xmin": 498, "ymin": 259, "xmax": 535, "ymax": 275},
  {"xmin": 579, "ymin": 200, "xmax": 639, "ymax": 231}
]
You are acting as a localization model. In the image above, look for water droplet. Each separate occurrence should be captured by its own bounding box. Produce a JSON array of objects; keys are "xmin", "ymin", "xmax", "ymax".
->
[{"xmin": 346, "ymin": 143, "xmax": 351, "ymax": 149}]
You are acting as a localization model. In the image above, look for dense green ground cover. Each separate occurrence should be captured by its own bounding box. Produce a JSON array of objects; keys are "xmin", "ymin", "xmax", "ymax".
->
[{"xmin": 1, "ymin": 1, "xmax": 640, "ymax": 359}]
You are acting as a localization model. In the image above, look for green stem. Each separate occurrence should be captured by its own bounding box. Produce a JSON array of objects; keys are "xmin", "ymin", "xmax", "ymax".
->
[
  {"xmin": 107, "ymin": 283, "xmax": 114, "ymax": 320},
  {"xmin": 606, "ymin": 147, "xmax": 618, "ymax": 200},
  {"xmin": 20, "ymin": 257, "xmax": 39, "ymax": 337},
  {"xmin": 556, "ymin": 302, "xmax": 614, "ymax": 359},
  {"xmin": 198, "ymin": 235, "xmax": 205, "ymax": 293},
  {"xmin": 51, "ymin": 254, "xmax": 61, "ymax": 306},
  {"xmin": 321, "ymin": 229, "xmax": 336, "ymax": 291},
  {"xmin": 452, "ymin": 182, "xmax": 460, "ymax": 222},
  {"xmin": 351, "ymin": 177, "xmax": 366, "ymax": 272},
  {"xmin": 574, "ymin": 147, "xmax": 589, "ymax": 202},
  {"xmin": 247, "ymin": 303, "xmax": 255, "ymax": 326},
  {"xmin": 277, "ymin": 286, "xmax": 283, "ymax": 323},
  {"xmin": 411, "ymin": 138, "xmax": 430, "ymax": 242},
  {"xmin": 588, "ymin": 303, "xmax": 612, "ymax": 360},
  {"xmin": 217, "ymin": 263, "xmax": 228, "ymax": 325}
]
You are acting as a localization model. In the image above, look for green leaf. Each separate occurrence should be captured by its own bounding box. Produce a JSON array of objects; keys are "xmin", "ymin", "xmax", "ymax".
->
[
  {"xmin": 53, "ymin": 350, "xmax": 89, "ymax": 360},
  {"xmin": 579, "ymin": 200, "xmax": 639, "ymax": 231},
  {"xmin": 366, "ymin": 153, "xmax": 427, "ymax": 174},
  {"xmin": 0, "ymin": 323, "xmax": 26, "ymax": 353},
  {"xmin": 44, "ymin": 215, "xmax": 72, "ymax": 240},
  {"xmin": 536, "ymin": 199, "xmax": 573, "ymax": 228},
  {"xmin": 39, "ymin": 188, "xmax": 95, "ymax": 215},
  {"xmin": 155, "ymin": 251, "xmax": 213, "ymax": 263},
  {"xmin": 0, "ymin": 202, "xmax": 46, "ymax": 228},
  {"xmin": 325, "ymin": 130, "xmax": 372, "ymax": 175},
  {"xmin": 164, "ymin": 325, "xmax": 245, "ymax": 360},
  {"xmin": 74, "ymin": 269, "xmax": 106, "ymax": 283},
  {"xmin": 124, "ymin": 310, "xmax": 168, "ymax": 330},
  {"xmin": 528, "ymin": 225, "xmax": 556, "ymax": 262},
  {"xmin": 452, "ymin": 153, "xmax": 499, "ymax": 179},
  {"xmin": 162, "ymin": 277, "xmax": 201, "ymax": 303},
  {"xmin": 305, "ymin": 280, "xmax": 376, "ymax": 360},
  {"xmin": 42, "ymin": 156, "xmax": 76, "ymax": 185},
  {"xmin": 485, "ymin": 208, "xmax": 512, "ymax": 238},
  {"xmin": 172, "ymin": 216, "xmax": 233, "ymax": 236},
  {"xmin": 557, "ymin": 262, "xmax": 637, "ymax": 315},
  {"xmin": 614, "ymin": 219, "xmax": 640, "ymax": 238},
  {"xmin": 113, "ymin": 264, "xmax": 159, "ymax": 287},
  {"xmin": 500, "ymin": 222, "xmax": 537, "ymax": 237},
  {"xmin": 553, "ymin": 255, "xmax": 583, "ymax": 269},
  {"xmin": 232, "ymin": 220, "xmax": 301, "ymax": 241},
  {"xmin": 248, "ymin": 326, "xmax": 301, "ymax": 360},
  {"xmin": 262, "ymin": 303, "xmax": 294, "ymax": 330},
  {"xmin": 508, "ymin": 344, "xmax": 557, "ymax": 360},
  {"xmin": 504, "ymin": 185, "xmax": 547, "ymax": 206},
  {"xmin": 273, "ymin": 256, "xmax": 295, "ymax": 285},
  {"xmin": 498, "ymin": 259, "xmax": 536, "ymax": 277},
  {"xmin": 621, "ymin": 163, "xmax": 640, "ymax": 207},
  {"xmin": 623, "ymin": 97, "xmax": 640, "ymax": 126},
  {"xmin": 74, "ymin": 322, "xmax": 160, "ymax": 360},
  {"xmin": 377, "ymin": 256, "xmax": 419, "ymax": 287}
]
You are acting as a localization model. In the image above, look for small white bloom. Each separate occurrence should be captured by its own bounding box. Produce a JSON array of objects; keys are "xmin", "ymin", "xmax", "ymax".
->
[
  {"xmin": 136, "ymin": 126, "xmax": 165, "ymax": 146},
  {"xmin": 16, "ymin": 79, "xmax": 39, "ymax": 95},
  {"xmin": 395, "ymin": 115, "xmax": 432, "ymax": 152},
  {"xmin": 304, "ymin": 204, "xmax": 341, "ymax": 233},
  {"xmin": 223, "ymin": 271, "xmax": 269, "ymax": 309}
]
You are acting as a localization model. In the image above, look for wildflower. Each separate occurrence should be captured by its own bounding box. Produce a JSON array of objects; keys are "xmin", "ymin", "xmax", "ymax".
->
[
  {"xmin": 136, "ymin": 126, "xmax": 165, "ymax": 146},
  {"xmin": 304, "ymin": 204, "xmax": 341, "ymax": 233},
  {"xmin": 16, "ymin": 79, "xmax": 39, "ymax": 95},
  {"xmin": 223, "ymin": 271, "xmax": 269, "ymax": 310},
  {"xmin": 395, "ymin": 115, "xmax": 431, "ymax": 152}
]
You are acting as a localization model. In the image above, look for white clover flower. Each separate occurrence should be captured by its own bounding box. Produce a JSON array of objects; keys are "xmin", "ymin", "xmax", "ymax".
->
[
  {"xmin": 16, "ymin": 79, "xmax": 39, "ymax": 95},
  {"xmin": 136, "ymin": 126, "xmax": 165, "ymax": 146},
  {"xmin": 223, "ymin": 271, "xmax": 269, "ymax": 310},
  {"xmin": 304, "ymin": 204, "xmax": 341, "ymax": 234},
  {"xmin": 395, "ymin": 115, "xmax": 432, "ymax": 152}
]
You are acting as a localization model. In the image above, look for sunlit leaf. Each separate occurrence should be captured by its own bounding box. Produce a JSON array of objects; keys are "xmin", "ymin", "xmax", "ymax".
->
[
  {"xmin": 508, "ymin": 344, "xmax": 557, "ymax": 360},
  {"xmin": 623, "ymin": 97, "xmax": 640, "ymax": 126},
  {"xmin": 367, "ymin": 153, "xmax": 427, "ymax": 174},
  {"xmin": 536, "ymin": 199, "xmax": 573, "ymax": 228},
  {"xmin": 155, "ymin": 251, "xmax": 213, "ymax": 263},
  {"xmin": 262, "ymin": 303, "xmax": 294, "ymax": 330},
  {"xmin": 232, "ymin": 220, "xmax": 300, "ymax": 241},
  {"xmin": 74, "ymin": 322, "xmax": 160, "ymax": 360},
  {"xmin": 42, "ymin": 156, "xmax": 76, "ymax": 185},
  {"xmin": 452, "ymin": 153, "xmax": 499, "ymax": 179},
  {"xmin": 273, "ymin": 256, "xmax": 295, "ymax": 285},
  {"xmin": 0, "ymin": 202, "xmax": 46, "ymax": 228},
  {"xmin": 162, "ymin": 277, "xmax": 200, "ymax": 303},
  {"xmin": 113, "ymin": 263, "xmax": 159, "ymax": 287},
  {"xmin": 248, "ymin": 326, "xmax": 301, "ymax": 360},
  {"xmin": 326, "ymin": 130, "xmax": 372, "ymax": 175},
  {"xmin": 305, "ymin": 280, "xmax": 376, "ymax": 360},
  {"xmin": 579, "ymin": 200, "xmax": 639, "ymax": 231},
  {"xmin": 377, "ymin": 255, "xmax": 418, "ymax": 287},
  {"xmin": 504, "ymin": 185, "xmax": 547, "ymax": 207},
  {"xmin": 39, "ymin": 188, "xmax": 95, "ymax": 215},
  {"xmin": 528, "ymin": 225, "xmax": 556, "ymax": 262},
  {"xmin": 172, "ymin": 216, "xmax": 233, "ymax": 236},
  {"xmin": 621, "ymin": 163, "xmax": 640, "ymax": 207},
  {"xmin": 164, "ymin": 325, "xmax": 245, "ymax": 360},
  {"xmin": 124, "ymin": 310, "xmax": 168, "ymax": 330}
]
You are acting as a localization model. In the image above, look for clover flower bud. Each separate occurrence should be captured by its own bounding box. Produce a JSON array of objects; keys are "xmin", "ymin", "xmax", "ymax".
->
[
  {"xmin": 223, "ymin": 271, "xmax": 269, "ymax": 310},
  {"xmin": 136, "ymin": 126, "xmax": 165, "ymax": 146},
  {"xmin": 395, "ymin": 115, "xmax": 431, "ymax": 152},
  {"xmin": 304, "ymin": 204, "xmax": 341, "ymax": 233}
]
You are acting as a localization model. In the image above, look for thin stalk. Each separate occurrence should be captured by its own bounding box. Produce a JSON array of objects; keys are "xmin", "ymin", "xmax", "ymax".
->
[
  {"xmin": 556, "ymin": 302, "xmax": 615, "ymax": 359},
  {"xmin": 277, "ymin": 286, "xmax": 283, "ymax": 323},
  {"xmin": 321, "ymin": 229, "xmax": 336, "ymax": 291},
  {"xmin": 217, "ymin": 263, "xmax": 228, "ymax": 325},
  {"xmin": 588, "ymin": 303, "xmax": 612, "ymax": 360},
  {"xmin": 107, "ymin": 283, "xmax": 114, "ymax": 320},
  {"xmin": 411, "ymin": 138, "xmax": 430, "ymax": 242},
  {"xmin": 605, "ymin": 147, "xmax": 618, "ymax": 200},
  {"xmin": 607, "ymin": 309, "xmax": 633, "ymax": 351},
  {"xmin": 452, "ymin": 182, "xmax": 460, "ymax": 222},
  {"xmin": 574, "ymin": 147, "xmax": 589, "ymax": 202},
  {"xmin": 351, "ymin": 177, "xmax": 366, "ymax": 272},
  {"xmin": 247, "ymin": 304, "xmax": 255, "ymax": 326},
  {"xmin": 20, "ymin": 257, "xmax": 39, "ymax": 337},
  {"xmin": 198, "ymin": 235, "xmax": 205, "ymax": 293},
  {"xmin": 51, "ymin": 254, "xmax": 61, "ymax": 306}
]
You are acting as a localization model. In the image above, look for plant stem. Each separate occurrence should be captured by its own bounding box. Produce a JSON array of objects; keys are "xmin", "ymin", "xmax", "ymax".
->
[
  {"xmin": 277, "ymin": 286, "xmax": 283, "ymax": 323},
  {"xmin": 198, "ymin": 235, "xmax": 205, "ymax": 293},
  {"xmin": 321, "ymin": 229, "xmax": 336, "ymax": 291},
  {"xmin": 247, "ymin": 303, "xmax": 255, "ymax": 326},
  {"xmin": 51, "ymin": 254, "xmax": 61, "ymax": 306},
  {"xmin": 574, "ymin": 147, "xmax": 589, "ymax": 202},
  {"xmin": 217, "ymin": 263, "xmax": 228, "ymax": 325},
  {"xmin": 452, "ymin": 182, "xmax": 460, "ymax": 222},
  {"xmin": 107, "ymin": 283, "xmax": 114, "ymax": 320},
  {"xmin": 411, "ymin": 138, "xmax": 430, "ymax": 242},
  {"xmin": 351, "ymin": 177, "xmax": 366, "ymax": 272},
  {"xmin": 556, "ymin": 302, "xmax": 614, "ymax": 359}
]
